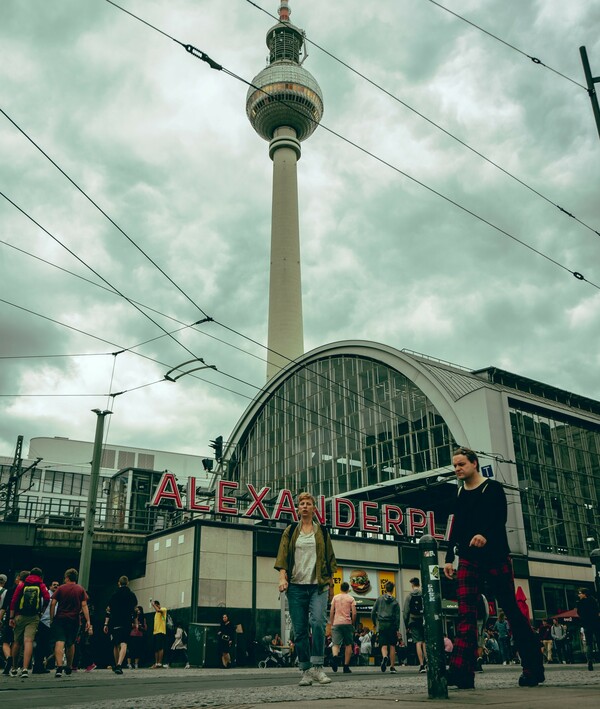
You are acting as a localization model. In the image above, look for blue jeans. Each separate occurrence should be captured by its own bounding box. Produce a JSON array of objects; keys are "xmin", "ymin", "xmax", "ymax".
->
[{"xmin": 286, "ymin": 584, "xmax": 328, "ymax": 670}]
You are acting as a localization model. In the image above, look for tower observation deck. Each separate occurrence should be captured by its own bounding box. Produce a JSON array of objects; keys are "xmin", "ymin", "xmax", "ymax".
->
[{"xmin": 246, "ymin": 1, "xmax": 324, "ymax": 380}]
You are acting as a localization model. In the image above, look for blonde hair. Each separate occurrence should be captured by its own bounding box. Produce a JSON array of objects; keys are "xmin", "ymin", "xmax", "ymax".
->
[{"xmin": 297, "ymin": 491, "xmax": 316, "ymax": 505}]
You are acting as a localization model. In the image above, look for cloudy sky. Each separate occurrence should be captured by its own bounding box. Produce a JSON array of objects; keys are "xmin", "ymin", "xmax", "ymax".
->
[{"xmin": 1, "ymin": 0, "xmax": 599, "ymax": 463}]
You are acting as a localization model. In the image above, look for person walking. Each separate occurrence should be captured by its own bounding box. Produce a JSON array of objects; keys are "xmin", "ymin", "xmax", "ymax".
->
[
  {"xmin": 372, "ymin": 580, "xmax": 400, "ymax": 673},
  {"xmin": 218, "ymin": 613, "xmax": 234, "ymax": 668},
  {"xmin": 8, "ymin": 567, "xmax": 51, "ymax": 677},
  {"xmin": 33, "ymin": 579, "xmax": 59, "ymax": 673},
  {"xmin": 169, "ymin": 623, "xmax": 190, "ymax": 668},
  {"xmin": 493, "ymin": 611, "xmax": 511, "ymax": 665},
  {"xmin": 576, "ymin": 588, "xmax": 600, "ymax": 671},
  {"xmin": 403, "ymin": 577, "xmax": 427, "ymax": 674},
  {"xmin": 275, "ymin": 491, "xmax": 337, "ymax": 686},
  {"xmin": 443, "ymin": 447, "xmax": 544, "ymax": 689},
  {"xmin": 551, "ymin": 618, "xmax": 567, "ymax": 665},
  {"xmin": 103, "ymin": 575, "xmax": 137, "ymax": 675},
  {"xmin": 50, "ymin": 568, "xmax": 92, "ymax": 677},
  {"xmin": 1, "ymin": 572, "xmax": 20, "ymax": 676},
  {"xmin": 329, "ymin": 581, "xmax": 356, "ymax": 673},
  {"xmin": 358, "ymin": 628, "xmax": 372, "ymax": 666}
]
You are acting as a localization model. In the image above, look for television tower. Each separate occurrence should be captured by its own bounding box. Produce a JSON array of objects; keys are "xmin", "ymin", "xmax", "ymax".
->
[{"xmin": 246, "ymin": 1, "xmax": 324, "ymax": 380}]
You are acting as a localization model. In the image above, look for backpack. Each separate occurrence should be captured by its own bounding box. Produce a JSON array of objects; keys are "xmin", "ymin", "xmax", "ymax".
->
[
  {"xmin": 166, "ymin": 612, "xmax": 175, "ymax": 632},
  {"xmin": 20, "ymin": 584, "xmax": 42, "ymax": 615},
  {"xmin": 409, "ymin": 593, "xmax": 423, "ymax": 618}
]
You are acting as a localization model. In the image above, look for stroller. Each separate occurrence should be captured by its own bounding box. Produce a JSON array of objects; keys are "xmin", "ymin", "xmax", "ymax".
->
[{"xmin": 258, "ymin": 635, "xmax": 292, "ymax": 668}]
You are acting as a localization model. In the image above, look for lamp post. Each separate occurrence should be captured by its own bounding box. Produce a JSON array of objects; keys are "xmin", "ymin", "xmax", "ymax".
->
[{"xmin": 78, "ymin": 409, "xmax": 112, "ymax": 590}]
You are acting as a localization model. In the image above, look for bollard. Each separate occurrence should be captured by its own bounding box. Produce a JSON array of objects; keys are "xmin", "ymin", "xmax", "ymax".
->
[
  {"xmin": 419, "ymin": 534, "xmax": 448, "ymax": 699},
  {"xmin": 591, "ymin": 548, "xmax": 600, "ymax": 600}
]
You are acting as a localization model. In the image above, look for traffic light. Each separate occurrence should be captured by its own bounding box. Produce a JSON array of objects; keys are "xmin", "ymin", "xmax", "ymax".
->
[{"xmin": 209, "ymin": 435, "xmax": 223, "ymax": 463}]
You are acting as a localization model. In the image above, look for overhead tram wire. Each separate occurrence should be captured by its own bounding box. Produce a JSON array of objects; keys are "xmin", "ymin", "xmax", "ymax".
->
[
  {"xmin": 104, "ymin": 0, "xmax": 599, "ymax": 291},
  {"xmin": 4, "ymin": 283, "xmax": 597, "ymax": 500},
  {"xmin": 2, "ymin": 1, "xmax": 593, "ymax": 430},
  {"xmin": 424, "ymin": 0, "xmax": 587, "ymax": 91},
  {"xmin": 0, "ymin": 216, "xmax": 472, "ymax": 449},
  {"xmin": 244, "ymin": 0, "xmax": 599, "ymax": 240},
  {"xmin": 1, "ymin": 230, "xmax": 448, "ymax": 433},
  {"xmin": 5, "ymin": 4, "xmax": 595, "ymax": 429},
  {"xmin": 1, "ymin": 8, "xmax": 596, "ymax": 454},
  {"xmin": 102, "ymin": 0, "xmax": 600, "ymax": 410},
  {"xmin": 0, "ymin": 237, "xmax": 269, "ymax": 365},
  {"xmin": 0, "ymin": 189, "xmax": 213, "ymax": 365},
  {"xmin": 0, "ymin": 105, "xmax": 211, "ymax": 323},
  {"xmin": 0, "ymin": 232, "xmax": 469, "ymax": 440},
  {"xmin": 0, "ymin": 292, "xmax": 377, "ymax": 452}
]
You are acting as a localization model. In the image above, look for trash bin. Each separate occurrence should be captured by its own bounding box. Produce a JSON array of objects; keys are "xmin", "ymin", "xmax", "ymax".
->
[{"xmin": 188, "ymin": 623, "xmax": 220, "ymax": 668}]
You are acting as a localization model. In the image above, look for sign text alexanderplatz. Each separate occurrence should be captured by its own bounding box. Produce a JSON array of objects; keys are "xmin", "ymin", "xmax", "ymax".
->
[{"xmin": 150, "ymin": 472, "xmax": 453, "ymax": 539}]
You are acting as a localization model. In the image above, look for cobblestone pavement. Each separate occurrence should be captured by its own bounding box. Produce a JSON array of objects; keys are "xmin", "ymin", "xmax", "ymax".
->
[{"xmin": 49, "ymin": 664, "xmax": 600, "ymax": 709}]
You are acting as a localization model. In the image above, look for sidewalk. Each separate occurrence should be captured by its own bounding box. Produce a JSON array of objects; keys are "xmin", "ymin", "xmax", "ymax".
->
[
  {"xmin": 60, "ymin": 663, "xmax": 600, "ymax": 709},
  {"xmin": 262, "ymin": 685, "xmax": 600, "ymax": 709}
]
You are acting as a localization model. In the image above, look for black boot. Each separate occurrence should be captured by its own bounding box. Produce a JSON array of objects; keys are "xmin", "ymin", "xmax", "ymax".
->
[{"xmin": 2, "ymin": 657, "xmax": 12, "ymax": 676}]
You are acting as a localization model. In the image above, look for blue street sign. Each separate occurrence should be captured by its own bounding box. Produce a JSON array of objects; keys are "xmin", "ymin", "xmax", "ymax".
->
[{"xmin": 481, "ymin": 464, "xmax": 494, "ymax": 478}]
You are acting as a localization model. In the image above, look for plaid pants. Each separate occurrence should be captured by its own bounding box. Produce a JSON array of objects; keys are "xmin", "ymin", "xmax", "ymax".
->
[{"xmin": 449, "ymin": 556, "xmax": 541, "ymax": 677}]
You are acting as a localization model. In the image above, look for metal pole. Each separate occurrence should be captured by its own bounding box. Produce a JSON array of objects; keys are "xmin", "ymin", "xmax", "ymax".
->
[
  {"xmin": 419, "ymin": 534, "xmax": 448, "ymax": 699},
  {"xmin": 590, "ymin": 548, "xmax": 600, "ymax": 600},
  {"xmin": 78, "ymin": 409, "xmax": 111, "ymax": 590},
  {"xmin": 580, "ymin": 46, "xmax": 600, "ymax": 140}
]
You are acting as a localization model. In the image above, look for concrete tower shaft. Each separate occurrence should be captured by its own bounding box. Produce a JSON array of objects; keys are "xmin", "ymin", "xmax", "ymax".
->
[{"xmin": 246, "ymin": 2, "xmax": 323, "ymax": 380}]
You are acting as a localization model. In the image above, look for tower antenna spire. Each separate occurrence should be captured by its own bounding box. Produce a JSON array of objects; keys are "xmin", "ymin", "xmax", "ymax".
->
[{"xmin": 278, "ymin": 1, "xmax": 290, "ymax": 23}]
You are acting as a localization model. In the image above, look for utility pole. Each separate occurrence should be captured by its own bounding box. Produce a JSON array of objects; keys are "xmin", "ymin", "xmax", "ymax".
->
[
  {"xmin": 3, "ymin": 435, "xmax": 42, "ymax": 522},
  {"xmin": 4, "ymin": 435, "xmax": 23, "ymax": 522},
  {"xmin": 79, "ymin": 409, "xmax": 112, "ymax": 590},
  {"xmin": 580, "ymin": 46, "xmax": 600, "ymax": 140}
]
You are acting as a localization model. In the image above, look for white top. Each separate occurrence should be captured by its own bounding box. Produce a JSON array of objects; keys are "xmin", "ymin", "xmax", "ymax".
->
[{"xmin": 291, "ymin": 524, "xmax": 317, "ymax": 584}]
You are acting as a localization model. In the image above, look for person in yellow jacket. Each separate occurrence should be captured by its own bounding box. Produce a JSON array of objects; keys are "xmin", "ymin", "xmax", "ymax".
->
[{"xmin": 150, "ymin": 599, "xmax": 167, "ymax": 668}]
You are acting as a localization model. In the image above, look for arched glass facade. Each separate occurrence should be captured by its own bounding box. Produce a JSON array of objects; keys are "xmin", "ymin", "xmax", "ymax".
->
[{"xmin": 228, "ymin": 355, "xmax": 458, "ymax": 498}]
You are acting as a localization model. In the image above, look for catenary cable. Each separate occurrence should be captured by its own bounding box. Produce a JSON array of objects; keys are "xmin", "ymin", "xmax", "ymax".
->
[
  {"xmin": 2, "ymin": 4, "xmax": 596, "ymax": 460},
  {"xmin": 244, "ymin": 0, "xmax": 599, "ymax": 239},
  {"xmin": 0, "ymin": 189, "xmax": 208, "ymax": 362},
  {"xmin": 3, "ymin": 1, "xmax": 597, "ymax": 413},
  {"xmin": 104, "ymin": 0, "xmax": 599, "ymax": 290},
  {"xmin": 424, "ymin": 0, "xmax": 587, "ymax": 90}
]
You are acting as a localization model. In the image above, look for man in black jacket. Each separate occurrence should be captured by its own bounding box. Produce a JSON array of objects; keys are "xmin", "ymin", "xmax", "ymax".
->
[
  {"xmin": 104, "ymin": 576, "xmax": 137, "ymax": 675},
  {"xmin": 576, "ymin": 587, "xmax": 600, "ymax": 671},
  {"xmin": 443, "ymin": 447, "xmax": 542, "ymax": 689}
]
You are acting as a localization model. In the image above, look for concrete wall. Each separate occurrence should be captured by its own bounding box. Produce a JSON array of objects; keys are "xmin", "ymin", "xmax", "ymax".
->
[{"xmin": 130, "ymin": 527, "xmax": 196, "ymax": 610}]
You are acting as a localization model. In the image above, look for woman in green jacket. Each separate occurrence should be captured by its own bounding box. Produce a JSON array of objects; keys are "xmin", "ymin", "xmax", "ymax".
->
[{"xmin": 275, "ymin": 492, "xmax": 337, "ymax": 686}]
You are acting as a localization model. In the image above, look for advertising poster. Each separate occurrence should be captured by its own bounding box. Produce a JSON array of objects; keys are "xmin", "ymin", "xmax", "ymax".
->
[{"xmin": 332, "ymin": 567, "xmax": 397, "ymax": 612}]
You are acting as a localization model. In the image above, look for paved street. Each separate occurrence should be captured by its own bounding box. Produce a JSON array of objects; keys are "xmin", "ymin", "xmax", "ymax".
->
[{"xmin": 1, "ymin": 663, "xmax": 599, "ymax": 709}]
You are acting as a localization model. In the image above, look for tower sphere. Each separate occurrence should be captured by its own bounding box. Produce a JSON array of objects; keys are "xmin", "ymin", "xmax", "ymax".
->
[{"xmin": 246, "ymin": 21, "xmax": 324, "ymax": 143}]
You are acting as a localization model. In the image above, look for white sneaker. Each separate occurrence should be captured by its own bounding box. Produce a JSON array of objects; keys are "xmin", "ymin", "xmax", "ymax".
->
[
  {"xmin": 310, "ymin": 665, "xmax": 331, "ymax": 684},
  {"xmin": 299, "ymin": 669, "xmax": 313, "ymax": 686},
  {"xmin": 184, "ymin": 663, "xmax": 190, "ymax": 669}
]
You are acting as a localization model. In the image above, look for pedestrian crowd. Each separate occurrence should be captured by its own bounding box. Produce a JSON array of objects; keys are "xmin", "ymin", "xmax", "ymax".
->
[{"xmin": 0, "ymin": 567, "xmax": 188, "ymax": 677}]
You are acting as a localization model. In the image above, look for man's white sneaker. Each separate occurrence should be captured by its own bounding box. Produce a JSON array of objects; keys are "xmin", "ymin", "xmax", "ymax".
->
[
  {"xmin": 310, "ymin": 666, "xmax": 331, "ymax": 684},
  {"xmin": 298, "ymin": 669, "xmax": 313, "ymax": 686}
]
